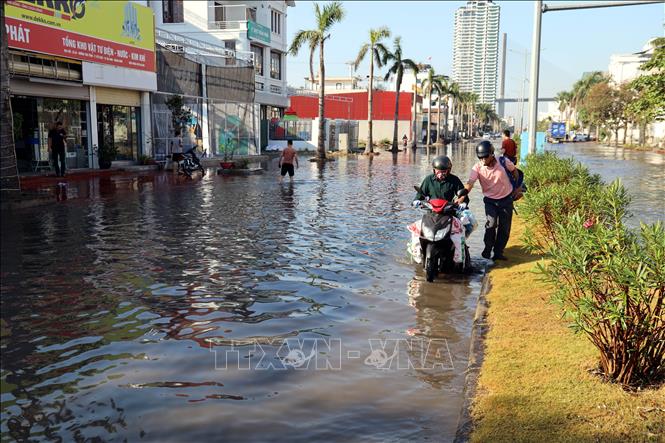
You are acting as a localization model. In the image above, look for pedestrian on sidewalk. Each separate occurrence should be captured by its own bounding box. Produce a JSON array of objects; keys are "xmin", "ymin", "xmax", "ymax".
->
[
  {"xmin": 278, "ymin": 140, "xmax": 299, "ymax": 181},
  {"xmin": 501, "ymin": 129, "xmax": 518, "ymax": 165},
  {"xmin": 456, "ymin": 141, "xmax": 519, "ymax": 261},
  {"xmin": 48, "ymin": 121, "xmax": 67, "ymax": 177}
]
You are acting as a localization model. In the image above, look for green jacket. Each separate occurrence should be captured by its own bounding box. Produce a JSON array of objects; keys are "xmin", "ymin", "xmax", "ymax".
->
[{"xmin": 415, "ymin": 173, "xmax": 466, "ymax": 202}]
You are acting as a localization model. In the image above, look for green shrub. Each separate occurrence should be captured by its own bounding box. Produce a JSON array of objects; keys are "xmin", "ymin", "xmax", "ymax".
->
[
  {"xmin": 536, "ymin": 214, "xmax": 665, "ymax": 386},
  {"xmin": 522, "ymin": 152, "xmax": 663, "ymax": 386}
]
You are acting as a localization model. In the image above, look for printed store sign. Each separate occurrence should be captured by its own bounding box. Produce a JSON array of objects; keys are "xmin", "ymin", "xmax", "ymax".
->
[{"xmin": 4, "ymin": 0, "xmax": 156, "ymax": 72}]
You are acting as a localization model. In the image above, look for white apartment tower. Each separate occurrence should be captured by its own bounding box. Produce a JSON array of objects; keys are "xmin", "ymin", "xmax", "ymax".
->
[{"xmin": 452, "ymin": 0, "xmax": 500, "ymax": 106}]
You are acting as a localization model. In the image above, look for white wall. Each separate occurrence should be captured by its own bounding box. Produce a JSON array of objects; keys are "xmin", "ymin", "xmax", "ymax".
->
[
  {"xmin": 82, "ymin": 62, "xmax": 157, "ymax": 91},
  {"xmin": 358, "ymin": 120, "xmax": 411, "ymax": 143}
]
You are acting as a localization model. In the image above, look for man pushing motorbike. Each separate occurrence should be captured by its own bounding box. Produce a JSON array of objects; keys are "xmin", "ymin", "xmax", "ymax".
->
[
  {"xmin": 455, "ymin": 141, "xmax": 519, "ymax": 261},
  {"xmin": 413, "ymin": 156, "xmax": 467, "ymax": 205}
]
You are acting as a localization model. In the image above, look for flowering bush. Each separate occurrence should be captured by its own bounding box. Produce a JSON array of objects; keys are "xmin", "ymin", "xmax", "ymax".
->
[{"xmin": 523, "ymin": 152, "xmax": 664, "ymax": 386}]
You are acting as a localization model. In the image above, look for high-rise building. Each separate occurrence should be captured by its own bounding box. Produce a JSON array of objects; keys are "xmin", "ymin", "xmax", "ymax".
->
[{"xmin": 452, "ymin": 0, "xmax": 500, "ymax": 106}]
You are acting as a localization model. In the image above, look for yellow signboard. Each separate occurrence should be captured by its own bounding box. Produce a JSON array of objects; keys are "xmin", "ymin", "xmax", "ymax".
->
[{"xmin": 5, "ymin": 0, "xmax": 155, "ymax": 71}]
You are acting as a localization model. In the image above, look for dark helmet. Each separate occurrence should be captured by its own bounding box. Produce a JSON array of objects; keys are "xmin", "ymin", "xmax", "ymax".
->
[
  {"xmin": 432, "ymin": 155, "xmax": 452, "ymax": 171},
  {"xmin": 476, "ymin": 140, "xmax": 494, "ymax": 158}
]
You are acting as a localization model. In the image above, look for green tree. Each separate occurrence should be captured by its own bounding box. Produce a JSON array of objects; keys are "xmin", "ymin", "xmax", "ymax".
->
[
  {"xmin": 626, "ymin": 37, "xmax": 665, "ymax": 146},
  {"xmin": 353, "ymin": 26, "xmax": 390, "ymax": 154},
  {"xmin": 571, "ymin": 71, "xmax": 607, "ymax": 135},
  {"xmin": 421, "ymin": 68, "xmax": 445, "ymax": 147},
  {"xmin": 289, "ymin": 2, "xmax": 345, "ymax": 160},
  {"xmin": 382, "ymin": 37, "xmax": 418, "ymax": 153}
]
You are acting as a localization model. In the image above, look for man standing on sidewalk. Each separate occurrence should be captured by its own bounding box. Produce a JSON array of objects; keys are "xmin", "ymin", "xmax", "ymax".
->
[
  {"xmin": 48, "ymin": 121, "xmax": 67, "ymax": 177},
  {"xmin": 278, "ymin": 139, "xmax": 299, "ymax": 181},
  {"xmin": 500, "ymin": 129, "xmax": 518, "ymax": 165},
  {"xmin": 456, "ymin": 141, "xmax": 518, "ymax": 261}
]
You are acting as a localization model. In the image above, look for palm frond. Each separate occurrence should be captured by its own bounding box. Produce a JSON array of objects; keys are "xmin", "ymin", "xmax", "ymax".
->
[
  {"xmin": 289, "ymin": 29, "xmax": 320, "ymax": 56},
  {"xmin": 320, "ymin": 1, "xmax": 345, "ymax": 31},
  {"xmin": 353, "ymin": 43, "xmax": 370, "ymax": 70}
]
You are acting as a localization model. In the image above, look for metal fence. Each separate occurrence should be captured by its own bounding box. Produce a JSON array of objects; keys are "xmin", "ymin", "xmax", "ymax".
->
[
  {"xmin": 269, "ymin": 119, "xmax": 312, "ymax": 141},
  {"xmin": 151, "ymin": 92, "xmax": 258, "ymax": 161}
]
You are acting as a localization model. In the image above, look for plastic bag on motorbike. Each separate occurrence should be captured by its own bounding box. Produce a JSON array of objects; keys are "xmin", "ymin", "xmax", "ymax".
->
[
  {"xmin": 456, "ymin": 208, "xmax": 478, "ymax": 238},
  {"xmin": 407, "ymin": 220, "xmax": 422, "ymax": 264}
]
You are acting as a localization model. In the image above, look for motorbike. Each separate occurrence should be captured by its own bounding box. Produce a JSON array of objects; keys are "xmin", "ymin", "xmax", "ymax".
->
[
  {"xmin": 172, "ymin": 147, "xmax": 205, "ymax": 178},
  {"xmin": 410, "ymin": 188, "xmax": 472, "ymax": 282}
]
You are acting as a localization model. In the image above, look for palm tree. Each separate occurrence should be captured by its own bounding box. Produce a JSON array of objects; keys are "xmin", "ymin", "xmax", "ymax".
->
[
  {"xmin": 475, "ymin": 103, "xmax": 497, "ymax": 134},
  {"xmin": 353, "ymin": 26, "xmax": 390, "ymax": 154},
  {"xmin": 571, "ymin": 71, "xmax": 606, "ymax": 133},
  {"xmin": 421, "ymin": 68, "xmax": 445, "ymax": 147},
  {"xmin": 434, "ymin": 78, "xmax": 452, "ymax": 143},
  {"xmin": 289, "ymin": 2, "xmax": 345, "ymax": 160},
  {"xmin": 448, "ymin": 82, "xmax": 460, "ymax": 140},
  {"xmin": 382, "ymin": 37, "xmax": 418, "ymax": 153}
]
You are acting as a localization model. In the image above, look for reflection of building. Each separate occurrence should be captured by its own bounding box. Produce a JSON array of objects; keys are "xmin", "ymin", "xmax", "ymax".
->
[
  {"xmin": 5, "ymin": 0, "xmax": 157, "ymax": 172},
  {"xmin": 453, "ymin": 0, "xmax": 500, "ymax": 106}
]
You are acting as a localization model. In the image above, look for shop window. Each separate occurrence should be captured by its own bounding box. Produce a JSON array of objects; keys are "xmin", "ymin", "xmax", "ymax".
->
[
  {"xmin": 270, "ymin": 51, "xmax": 281, "ymax": 80},
  {"xmin": 163, "ymin": 0, "xmax": 183, "ymax": 23},
  {"xmin": 251, "ymin": 44, "xmax": 263, "ymax": 76}
]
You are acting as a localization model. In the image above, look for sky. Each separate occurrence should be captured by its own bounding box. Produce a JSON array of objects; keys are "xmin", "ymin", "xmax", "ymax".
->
[{"xmin": 285, "ymin": 0, "xmax": 665, "ymax": 122}]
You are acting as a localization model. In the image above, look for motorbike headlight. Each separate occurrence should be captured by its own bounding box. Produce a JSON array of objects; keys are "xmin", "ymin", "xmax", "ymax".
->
[
  {"xmin": 421, "ymin": 225, "xmax": 435, "ymax": 241},
  {"xmin": 434, "ymin": 226, "xmax": 450, "ymax": 241}
]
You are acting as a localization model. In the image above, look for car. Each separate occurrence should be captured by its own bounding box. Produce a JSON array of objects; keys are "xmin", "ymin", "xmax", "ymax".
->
[
  {"xmin": 573, "ymin": 134, "xmax": 590, "ymax": 142},
  {"xmin": 482, "ymin": 132, "xmax": 491, "ymax": 139}
]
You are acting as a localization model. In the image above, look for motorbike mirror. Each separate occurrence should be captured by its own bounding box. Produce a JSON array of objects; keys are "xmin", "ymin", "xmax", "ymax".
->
[
  {"xmin": 456, "ymin": 188, "xmax": 469, "ymax": 197},
  {"xmin": 413, "ymin": 185, "xmax": 421, "ymax": 193}
]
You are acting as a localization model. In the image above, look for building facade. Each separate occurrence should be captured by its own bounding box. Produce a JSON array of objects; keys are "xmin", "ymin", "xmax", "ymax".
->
[
  {"xmin": 5, "ymin": 0, "xmax": 157, "ymax": 173},
  {"xmin": 452, "ymin": 0, "xmax": 500, "ymax": 106},
  {"xmin": 150, "ymin": 1, "xmax": 293, "ymax": 120}
]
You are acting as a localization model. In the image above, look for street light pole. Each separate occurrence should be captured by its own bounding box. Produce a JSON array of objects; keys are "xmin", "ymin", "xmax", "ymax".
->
[
  {"xmin": 526, "ymin": 0, "xmax": 662, "ymax": 155},
  {"xmin": 527, "ymin": 0, "xmax": 542, "ymax": 155}
]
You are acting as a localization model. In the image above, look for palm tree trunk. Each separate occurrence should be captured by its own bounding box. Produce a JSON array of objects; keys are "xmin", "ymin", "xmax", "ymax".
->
[
  {"xmin": 317, "ymin": 40, "xmax": 326, "ymax": 160},
  {"xmin": 309, "ymin": 46, "xmax": 316, "ymax": 90},
  {"xmin": 365, "ymin": 53, "xmax": 374, "ymax": 155},
  {"xmin": 437, "ymin": 96, "xmax": 442, "ymax": 144},
  {"xmin": 427, "ymin": 92, "xmax": 432, "ymax": 147},
  {"xmin": 443, "ymin": 99, "xmax": 449, "ymax": 141},
  {"xmin": 622, "ymin": 123, "xmax": 628, "ymax": 145},
  {"xmin": 391, "ymin": 71, "xmax": 402, "ymax": 153}
]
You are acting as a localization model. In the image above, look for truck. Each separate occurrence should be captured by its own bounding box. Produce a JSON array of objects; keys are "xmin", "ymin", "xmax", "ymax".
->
[{"xmin": 548, "ymin": 122, "xmax": 566, "ymax": 143}]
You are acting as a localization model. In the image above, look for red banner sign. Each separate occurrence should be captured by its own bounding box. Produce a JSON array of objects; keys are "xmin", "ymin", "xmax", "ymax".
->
[{"xmin": 4, "ymin": 17, "xmax": 155, "ymax": 72}]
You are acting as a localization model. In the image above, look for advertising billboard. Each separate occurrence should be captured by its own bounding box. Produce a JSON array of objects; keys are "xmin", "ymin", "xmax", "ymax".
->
[{"xmin": 4, "ymin": 0, "xmax": 155, "ymax": 72}]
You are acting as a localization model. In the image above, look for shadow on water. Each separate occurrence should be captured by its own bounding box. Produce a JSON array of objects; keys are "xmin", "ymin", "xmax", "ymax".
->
[{"xmin": 2, "ymin": 143, "xmax": 490, "ymax": 441}]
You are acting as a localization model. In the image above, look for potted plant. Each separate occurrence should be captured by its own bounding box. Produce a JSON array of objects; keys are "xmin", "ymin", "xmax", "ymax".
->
[
  {"xmin": 218, "ymin": 129, "xmax": 238, "ymax": 169},
  {"xmin": 98, "ymin": 143, "xmax": 117, "ymax": 169}
]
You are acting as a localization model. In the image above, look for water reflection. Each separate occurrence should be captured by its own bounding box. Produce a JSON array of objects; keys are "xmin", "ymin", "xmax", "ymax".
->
[{"xmin": 2, "ymin": 145, "xmax": 488, "ymax": 441}]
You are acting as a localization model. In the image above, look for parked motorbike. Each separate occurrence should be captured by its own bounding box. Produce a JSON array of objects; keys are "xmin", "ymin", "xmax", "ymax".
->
[{"xmin": 172, "ymin": 148, "xmax": 205, "ymax": 178}]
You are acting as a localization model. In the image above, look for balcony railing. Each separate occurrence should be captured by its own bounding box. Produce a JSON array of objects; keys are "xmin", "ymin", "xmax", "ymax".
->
[{"xmin": 208, "ymin": 4, "xmax": 254, "ymax": 30}]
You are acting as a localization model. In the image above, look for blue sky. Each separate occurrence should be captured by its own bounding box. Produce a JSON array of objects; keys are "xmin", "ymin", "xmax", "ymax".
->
[{"xmin": 285, "ymin": 1, "xmax": 664, "ymax": 120}]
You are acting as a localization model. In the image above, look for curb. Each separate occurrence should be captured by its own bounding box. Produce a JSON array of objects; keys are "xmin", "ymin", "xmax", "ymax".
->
[{"xmin": 454, "ymin": 265, "xmax": 491, "ymax": 443}]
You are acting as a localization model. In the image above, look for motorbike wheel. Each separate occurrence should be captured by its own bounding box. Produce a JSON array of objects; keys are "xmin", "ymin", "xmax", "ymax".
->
[
  {"xmin": 463, "ymin": 245, "xmax": 472, "ymax": 273},
  {"xmin": 425, "ymin": 243, "xmax": 437, "ymax": 282}
]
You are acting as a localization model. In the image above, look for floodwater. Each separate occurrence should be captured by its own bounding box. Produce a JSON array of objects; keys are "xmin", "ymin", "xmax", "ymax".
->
[
  {"xmin": 549, "ymin": 142, "xmax": 665, "ymax": 225},
  {"xmin": 1, "ymin": 145, "xmax": 490, "ymax": 442}
]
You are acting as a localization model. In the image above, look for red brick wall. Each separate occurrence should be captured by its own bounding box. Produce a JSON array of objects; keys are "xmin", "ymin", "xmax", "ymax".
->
[{"xmin": 289, "ymin": 91, "xmax": 413, "ymax": 121}]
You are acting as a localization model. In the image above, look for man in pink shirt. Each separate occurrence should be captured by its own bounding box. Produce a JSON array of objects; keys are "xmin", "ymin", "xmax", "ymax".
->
[{"xmin": 456, "ymin": 141, "xmax": 519, "ymax": 261}]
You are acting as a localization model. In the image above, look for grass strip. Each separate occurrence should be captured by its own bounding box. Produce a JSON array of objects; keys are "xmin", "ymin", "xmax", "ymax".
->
[{"xmin": 470, "ymin": 217, "xmax": 665, "ymax": 443}]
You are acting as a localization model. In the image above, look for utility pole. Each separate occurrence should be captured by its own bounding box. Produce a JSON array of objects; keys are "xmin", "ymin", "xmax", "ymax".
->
[
  {"xmin": 497, "ymin": 33, "xmax": 507, "ymax": 118},
  {"xmin": 526, "ymin": 0, "xmax": 662, "ymax": 154}
]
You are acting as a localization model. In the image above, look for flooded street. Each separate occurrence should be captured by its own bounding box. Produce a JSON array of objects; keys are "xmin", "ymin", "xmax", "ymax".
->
[
  {"xmin": 549, "ymin": 143, "xmax": 665, "ymax": 225},
  {"xmin": 2, "ymin": 145, "xmax": 488, "ymax": 442}
]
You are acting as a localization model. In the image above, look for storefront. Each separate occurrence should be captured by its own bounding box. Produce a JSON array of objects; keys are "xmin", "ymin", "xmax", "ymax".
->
[
  {"xmin": 4, "ymin": 0, "xmax": 157, "ymax": 171},
  {"xmin": 95, "ymin": 88, "xmax": 142, "ymax": 162},
  {"xmin": 8, "ymin": 58, "xmax": 91, "ymax": 172}
]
